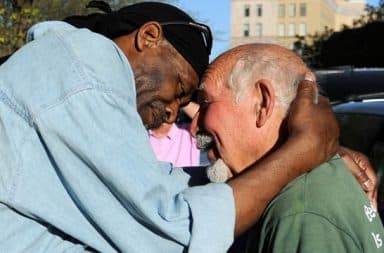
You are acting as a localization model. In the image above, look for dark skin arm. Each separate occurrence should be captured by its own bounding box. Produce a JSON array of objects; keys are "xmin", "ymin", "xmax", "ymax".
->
[{"xmin": 228, "ymin": 77, "xmax": 339, "ymax": 236}]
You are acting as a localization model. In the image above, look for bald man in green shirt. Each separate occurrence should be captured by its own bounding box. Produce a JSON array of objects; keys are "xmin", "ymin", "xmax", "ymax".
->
[{"xmin": 195, "ymin": 43, "xmax": 384, "ymax": 252}]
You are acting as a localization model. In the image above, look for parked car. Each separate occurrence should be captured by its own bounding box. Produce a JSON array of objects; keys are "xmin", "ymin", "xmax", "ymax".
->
[{"xmin": 316, "ymin": 67, "xmax": 384, "ymax": 221}]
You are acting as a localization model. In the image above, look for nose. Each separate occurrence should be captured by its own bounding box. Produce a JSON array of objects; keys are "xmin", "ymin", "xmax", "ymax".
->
[
  {"xmin": 164, "ymin": 109, "xmax": 177, "ymax": 123},
  {"xmin": 190, "ymin": 110, "xmax": 200, "ymax": 137},
  {"xmin": 190, "ymin": 105, "xmax": 208, "ymax": 137},
  {"xmin": 164, "ymin": 100, "xmax": 180, "ymax": 124}
]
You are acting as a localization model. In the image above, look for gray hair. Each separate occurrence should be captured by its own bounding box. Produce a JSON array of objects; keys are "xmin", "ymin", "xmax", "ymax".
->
[{"xmin": 227, "ymin": 52, "xmax": 304, "ymax": 115}]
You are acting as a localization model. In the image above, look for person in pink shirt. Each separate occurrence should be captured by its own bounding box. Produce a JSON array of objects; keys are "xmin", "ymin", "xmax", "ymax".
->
[
  {"xmin": 149, "ymin": 122, "xmax": 201, "ymax": 167},
  {"xmin": 148, "ymin": 102, "xmax": 207, "ymax": 167}
]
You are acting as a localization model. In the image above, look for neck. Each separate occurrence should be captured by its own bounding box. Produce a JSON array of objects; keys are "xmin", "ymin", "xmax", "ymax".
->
[{"xmin": 242, "ymin": 117, "xmax": 288, "ymax": 173}]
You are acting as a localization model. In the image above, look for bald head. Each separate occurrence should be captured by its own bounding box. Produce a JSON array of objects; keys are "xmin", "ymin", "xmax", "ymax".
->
[{"xmin": 207, "ymin": 43, "xmax": 310, "ymax": 114}]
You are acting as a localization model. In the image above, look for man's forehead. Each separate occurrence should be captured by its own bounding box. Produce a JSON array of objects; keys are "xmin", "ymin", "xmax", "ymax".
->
[
  {"xmin": 198, "ymin": 79, "xmax": 230, "ymax": 101},
  {"xmin": 199, "ymin": 71, "xmax": 223, "ymax": 92}
]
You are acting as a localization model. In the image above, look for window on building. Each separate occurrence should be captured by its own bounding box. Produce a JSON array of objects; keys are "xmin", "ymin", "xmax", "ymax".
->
[
  {"xmin": 288, "ymin": 4, "xmax": 296, "ymax": 17},
  {"xmin": 244, "ymin": 4, "xmax": 250, "ymax": 17},
  {"xmin": 243, "ymin": 23, "xmax": 250, "ymax": 37},
  {"xmin": 278, "ymin": 24, "xmax": 285, "ymax": 37},
  {"xmin": 256, "ymin": 4, "xmax": 262, "ymax": 17},
  {"xmin": 300, "ymin": 3, "xmax": 307, "ymax": 16},
  {"xmin": 278, "ymin": 4, "xmax": 285, "ymax": 17},
  {"xmin": 288, "ymin": 23, "xmax": 296, "ymax": 36},
  {"xmin": 255, "ymin": 23, "xmax": 262, "ymax": 37},
  {"xmin": 299, "ymin": 23, "xmax": 306, "ymax": 36}
]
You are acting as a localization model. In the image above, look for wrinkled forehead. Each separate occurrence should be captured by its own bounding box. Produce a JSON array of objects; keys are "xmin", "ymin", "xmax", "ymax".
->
[
  {"xmin": 199, "ymin": 60, "xmax": 232, "ymax": 95},
  {"xmin": 199, "ymin": 76, "xmax": 221, "ymax": 98}
]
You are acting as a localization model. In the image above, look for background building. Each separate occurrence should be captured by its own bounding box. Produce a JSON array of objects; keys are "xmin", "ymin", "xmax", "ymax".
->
[{"xmin": 231, "ymin": 0, "xmax": 366, "ymax": 49}]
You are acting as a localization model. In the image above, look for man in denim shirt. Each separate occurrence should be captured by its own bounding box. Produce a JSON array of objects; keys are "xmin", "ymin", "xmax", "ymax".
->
[{"xmin": 0, "ymin": 2, "xmax": 344, "ymax": 252}]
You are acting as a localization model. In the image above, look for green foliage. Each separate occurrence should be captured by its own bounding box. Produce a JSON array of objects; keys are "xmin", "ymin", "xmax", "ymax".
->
[
  {"xmin": 0, "ymin": 0, "xmax": 175, "ymax": 56},
  {"xmin": 293, "ymin": 27, "xmax": 334, "ymax": 69},
  {"xmin": 293, "ymin": 2, "xmax": 384, "ymax": 69},
  {"xmin": 0, "ymin": 2, "xmax": 41, "ymax": 55}
]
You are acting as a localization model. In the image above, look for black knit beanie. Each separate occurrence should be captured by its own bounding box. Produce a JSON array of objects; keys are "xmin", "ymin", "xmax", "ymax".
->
[{"xmin": 63, "ymin": 1, "xmax": 212, "ymax": 78}]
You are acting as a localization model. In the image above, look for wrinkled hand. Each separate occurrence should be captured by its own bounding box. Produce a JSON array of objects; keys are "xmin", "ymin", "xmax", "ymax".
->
[
  {"xmin": 287, "ymin": 73, "xmax": 340, "ymax": 171},
  {"xmin": 339, "ymin": 146, "xmax": 378, "ymax": 208}
]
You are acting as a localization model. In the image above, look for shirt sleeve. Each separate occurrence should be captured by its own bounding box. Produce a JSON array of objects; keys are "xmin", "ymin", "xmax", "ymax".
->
[
  {"xmin": 34, "ymin": 88, "xmax": 235, "ymax": 252},
  {"xmin": 0, "ymin": 202, "xmax": 92, "ymax": 253},
  {"xmin": 247, "ymin": 213, "xmax": 361, "ymax": 253}
]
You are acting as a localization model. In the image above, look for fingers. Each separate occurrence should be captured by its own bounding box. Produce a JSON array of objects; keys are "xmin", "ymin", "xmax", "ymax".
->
[
  {"xmin": 340, "ymin": 152, "xmax": 378, "ymax": 208},
  {"xmin": 363, "ymin": 162, "xmax": 379, "ymax": 209},
  {"xmin": 317, "ymin": 95, "xmax": 330, "ymax": 105},
  {"xmin": 304, "ymin": 72, "xmax": 316, "ymax": 82},
  {"xmin": 295, "ymin": 72, "xmax": 318, "ymax": 104},
  {"xmin": 347, "ymin": 155, "xmax": 371, "ymax": 186},
  {"xmin": 339, "ymin": 146, "xmax": 378, "ymax": 191},
  {"xmin": 341, "ymin": 153, "xmax": 370, "ymax": 187}
]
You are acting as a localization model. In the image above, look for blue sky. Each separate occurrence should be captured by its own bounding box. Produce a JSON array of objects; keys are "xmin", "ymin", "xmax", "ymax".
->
[{"xmin": 174, "ymin": 0, "xmax": 380, "ymax": 61}]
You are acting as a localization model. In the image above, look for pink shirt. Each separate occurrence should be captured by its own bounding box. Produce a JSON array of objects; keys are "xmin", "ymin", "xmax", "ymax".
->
[{"xmin": 148, "ymin": 123, "xmax": 200, "ymax": 167}]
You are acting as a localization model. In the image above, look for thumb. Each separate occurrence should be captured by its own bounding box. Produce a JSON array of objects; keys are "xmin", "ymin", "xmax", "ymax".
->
[{"xmin": 296, "ymin": 72, "xmax": 318, "ymax": 104}]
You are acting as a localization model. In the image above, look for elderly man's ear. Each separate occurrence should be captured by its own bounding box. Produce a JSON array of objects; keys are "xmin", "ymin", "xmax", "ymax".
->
[
  {"xmin": 136, "ymin": 21, "xmax": 163, "ymax": 51},
  {"xmin": 254, "ymin": 79, "xmax": 275, "ymax": 128},
  {"xmin": 113, "ymin": 22, "xmax": 163, "ymax": 57}
]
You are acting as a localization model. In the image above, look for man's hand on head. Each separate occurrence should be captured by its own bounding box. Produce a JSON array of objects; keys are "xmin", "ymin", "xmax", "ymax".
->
[
  {"xmin": 289, "ymin": 77, "xmax": 377, "ymax": 206},
  {"xmin": 286, "ymin": 73, "xmax": 340, "ymax": 171},
  {"xmin": 339, "ymin": 146, "xmax": 378, "ymax": 209}
]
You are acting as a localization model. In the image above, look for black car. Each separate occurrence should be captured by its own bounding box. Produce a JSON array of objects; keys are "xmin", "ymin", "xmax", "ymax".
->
[{"xmin": 316, "ymin": 67, "xmax": 384, "ymax": 220}]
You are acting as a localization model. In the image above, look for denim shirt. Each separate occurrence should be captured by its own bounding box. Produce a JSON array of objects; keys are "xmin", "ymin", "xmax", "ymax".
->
[{"xmin": 0, "ymin": 22, "xmax": 235, "ymax": 253}]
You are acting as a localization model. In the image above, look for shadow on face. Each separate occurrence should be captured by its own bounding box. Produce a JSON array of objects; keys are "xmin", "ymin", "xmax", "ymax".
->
[
  {"xmin": 113, "ymin": 22, "xmax": 200, "ymax": 130},
  {"xmin": 134, "ymin": 46, "xmax": 199, "ymax": 129}
]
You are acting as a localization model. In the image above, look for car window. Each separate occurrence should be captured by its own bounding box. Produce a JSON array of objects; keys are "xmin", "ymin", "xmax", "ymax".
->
[
  {"xmin": 337, "ymin": 113, "xmax": 384, "ymax": 154},
  {"xmin": 335, "ymin": 112, "xmax": 384, "ymax": 220}
]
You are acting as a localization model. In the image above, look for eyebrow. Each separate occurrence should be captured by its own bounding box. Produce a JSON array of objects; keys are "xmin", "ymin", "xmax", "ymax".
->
[{"xmin": 177, "ymin": 74, "xmax": 186, "ymax": 92}]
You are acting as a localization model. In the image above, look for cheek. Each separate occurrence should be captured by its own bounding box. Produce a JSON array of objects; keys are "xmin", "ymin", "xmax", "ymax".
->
[
  {"xmin": 204, "ymin": 104, "xmax": 238, "ymax": 146},
  {"xmin": 203, "ymin": 105, "xmax": 222, "ymax": 131},
  {"xmin": 136, "ymin": 95, "xmax": 168, "ymax": 129},
  {"xmin": 206, "ymin": 106, "xmax": 250, "ymax": 147}
]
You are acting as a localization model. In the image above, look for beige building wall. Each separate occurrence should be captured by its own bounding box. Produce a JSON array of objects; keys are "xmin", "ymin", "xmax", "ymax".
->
[
  {"xmin": 231, "ymin": 0, "xmax": 366, "ymax": 49},
  {"xmin": 335, "ymin": 0, "xmax": 366, "ymax": 30},
  {"xmin": 231, "ymin": 0, "xmax": 279, "ymax": 48},
  {"xmin": 277, "ymin": 0, "xmax": 338, "ymax": 48}
]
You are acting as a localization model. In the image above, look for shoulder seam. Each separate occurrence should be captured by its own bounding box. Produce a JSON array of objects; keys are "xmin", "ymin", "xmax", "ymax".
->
[{"xmin": 0, "ymin": 89, "xmax": 34, "ymax": 127}]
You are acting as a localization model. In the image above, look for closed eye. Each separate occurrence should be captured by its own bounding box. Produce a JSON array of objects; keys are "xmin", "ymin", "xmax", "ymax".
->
[
  {"xmin": 199, "ymin": 99, "xmax": 211, "ymax": 109},
  {"xmin": 179, "ymin": 82, "xmax": 187, "ymax": 97},
  {"xmin": 177, "ymin": 74, "xmax": 188, "ymax": 99},
  {"xmin": 196, "ymin": 90, "xmax": 210, "ymax": 107}
]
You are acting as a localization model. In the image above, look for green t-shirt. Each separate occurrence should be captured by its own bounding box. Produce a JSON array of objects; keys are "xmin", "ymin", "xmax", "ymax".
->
[{"xmin": 247, "ymin": 156, "xmax": 384, "ymax": 253}]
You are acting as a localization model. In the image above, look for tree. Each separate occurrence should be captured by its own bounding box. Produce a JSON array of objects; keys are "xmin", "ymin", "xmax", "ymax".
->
[
  {"xmin": 0, "ymin": 0, "xmax": 41, "ymax": 55},
  {"xmin": 293, "ymin": 1, "xmax": 384, "ymax": 69},
  {"xmin": 0, "ymin": 0, "xmax": 174, "ymax": 56}
]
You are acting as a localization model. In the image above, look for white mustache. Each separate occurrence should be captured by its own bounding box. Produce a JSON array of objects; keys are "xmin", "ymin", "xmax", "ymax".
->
[
  {"xmin": 196, "ymin": 132, "xmax": 213, "ymax": 149},
  {"xmin": 206, "ymin": 159, "xmax": 231, "ymax": 183}
]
